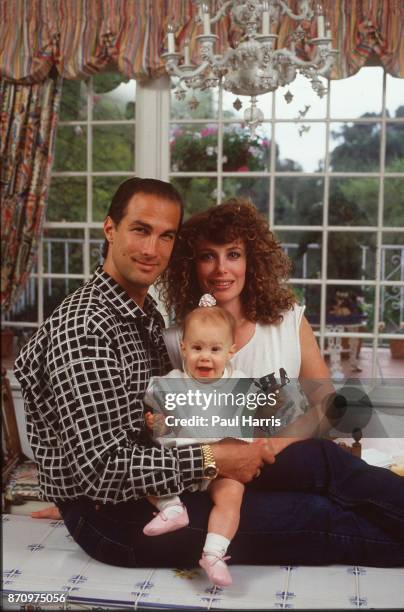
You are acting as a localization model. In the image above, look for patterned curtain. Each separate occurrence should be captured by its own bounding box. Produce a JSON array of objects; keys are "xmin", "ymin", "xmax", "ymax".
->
[
  {"xmin": 0, "ymin": 75, "xmax": 62, "ymax": 310},
  {"xmin": 0, "ymin": 0, "xmax": 402, "ymax": 84}
]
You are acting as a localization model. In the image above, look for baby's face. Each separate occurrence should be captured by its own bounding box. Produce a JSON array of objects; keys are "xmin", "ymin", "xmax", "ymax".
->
[{"xmin": 181, "ymin": 318, "xmax": 236, "ymax": 380}]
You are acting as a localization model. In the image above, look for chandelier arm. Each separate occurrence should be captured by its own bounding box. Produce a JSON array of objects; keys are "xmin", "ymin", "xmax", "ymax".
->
[
  {"xmin": 208, "ymin": 0, "xmax": 234, "ymax": 24},
  {"xmin": 166, "ymin": 58, "xmax": 211, "ymax": 79},
  {"xmin": 271, "ymin": 47, "xmax": 330, "ymax": 69},
  {"xmin": 275, "ymin": 0, "xmax": 313, "ymax": 21},
  {"xmin": 209, "ymin": 46, "xmax": 236, "ymax": 68},
  {"xmin": 316, "ymin": 53, "xmax": 337, "ymax": 75}
]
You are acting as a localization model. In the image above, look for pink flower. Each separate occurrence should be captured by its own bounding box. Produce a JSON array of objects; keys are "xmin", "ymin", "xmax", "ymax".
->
[
  {"xmin": 201, "ymin": 126, "xmax": 218, "ymax": 138},
  {"xmin": 237, "ymin": 166, "xmax": 248, "ymax": 172}
]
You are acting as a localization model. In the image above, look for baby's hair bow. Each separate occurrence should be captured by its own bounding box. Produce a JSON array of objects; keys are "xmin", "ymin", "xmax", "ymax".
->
[{"xmin": 198, "ymin": 293, "xmax": 216, "ymax": 307}]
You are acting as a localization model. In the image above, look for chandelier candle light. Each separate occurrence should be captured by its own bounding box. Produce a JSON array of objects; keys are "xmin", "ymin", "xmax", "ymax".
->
[{"xmin": 162, "ymin": 0, "xmax": 338, "ymax": 135}]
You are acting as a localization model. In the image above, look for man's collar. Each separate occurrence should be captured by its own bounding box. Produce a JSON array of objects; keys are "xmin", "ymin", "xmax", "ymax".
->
[{"xmin": 92, "ymin": 266, "xmax": 159, "ymax": 321}]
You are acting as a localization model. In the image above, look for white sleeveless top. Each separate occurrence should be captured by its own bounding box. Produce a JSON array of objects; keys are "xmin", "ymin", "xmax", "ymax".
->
[{"xmin": 163, "ymin": 305, "xmax": 305, "ymax": 381}]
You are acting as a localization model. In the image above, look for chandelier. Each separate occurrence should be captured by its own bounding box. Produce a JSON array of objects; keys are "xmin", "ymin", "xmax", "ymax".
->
[{"xmin": 162, "ymin": 0, "xmax": 338, "ymax": 135}]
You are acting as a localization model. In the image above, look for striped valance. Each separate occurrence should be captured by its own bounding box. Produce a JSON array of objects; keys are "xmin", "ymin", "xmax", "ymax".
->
[{"xmin": 0, "ymin": 0, "xmax": 403, "ymax": 84}]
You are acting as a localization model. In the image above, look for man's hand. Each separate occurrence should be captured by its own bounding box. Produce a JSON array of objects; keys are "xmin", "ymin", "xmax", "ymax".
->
[{"xmin": 210, "ymin": 438, "xmax": 276, "ymax": 483}]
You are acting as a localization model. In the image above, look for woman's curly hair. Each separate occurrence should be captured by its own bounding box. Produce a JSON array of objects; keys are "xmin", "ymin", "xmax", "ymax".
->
[{"xmin": 158, "ymin": 198, "xmax": 296, "ymax": 325}]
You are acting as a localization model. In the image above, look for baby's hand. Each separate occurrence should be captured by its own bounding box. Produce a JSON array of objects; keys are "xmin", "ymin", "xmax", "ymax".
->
[
  {"xmin": 145, "ymin": 411, "xmax": 167, "ymax": 436},
  {"xmin": 145, "ymin": 411, "xmax": 155, "ymax": 430}
]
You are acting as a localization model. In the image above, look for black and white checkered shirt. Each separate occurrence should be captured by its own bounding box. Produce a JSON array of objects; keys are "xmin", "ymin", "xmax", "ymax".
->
[{"xmin": 14, "ymin": 267, "xmax": 204, "ymax": 503}]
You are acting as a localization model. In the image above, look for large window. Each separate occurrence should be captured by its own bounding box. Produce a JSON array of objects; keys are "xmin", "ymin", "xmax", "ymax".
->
[
  {"xmin": 169, "ymin": 67, "xmax": 404, "ymax": 376},
  {"xmin": 3, "ymin": 67, "xmax": 404, "ymax": 377}
]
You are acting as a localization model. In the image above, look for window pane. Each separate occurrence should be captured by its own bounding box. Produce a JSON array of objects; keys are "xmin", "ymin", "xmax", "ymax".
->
[
  {"xmin": 44, "ymin": 278, "xmax": 83, "ymax": 319},
  {"xmin": 93, "ymin": 176, "xmax": 127, "ymax": 222},
  {"xmin": 385, "ymin": 123, "xmax": 404, "ymax": 172},
  {"xmin": 48, "ymin": 177, "xmax": 86, "ymax": 222},
  {"xmin": 223, "ymin": 124, "xmax": 271, "ymax": 171},
  {"xmin": 60, "ymin": 80, "xmax": 87, "ymax": 121},
  {"xmin": 275, "ymin": 123, "xmax": 326, "ymax": 172},
  {"xmin": 275, "ymin": 74, "xmax": 327, "ymax": 119},
  {"xmin": 295, "ymin": 284, "xmax": 321, "ymax": 324},
  {"xmin": 53, "ymin": 125, "xmax": 87, "ymax": 171},
  {"xmin": 222, "ymin": 177, "xmax": 269, "ymax": 216},
  {"xmin": 170, "ymin": 124, "xmax": 218, "ymax": 172},
  {"xmin": 277, "ymin": 231, "xmax": 322, "ymax": 280},
  {"xmin": 93, "ymin": 75, "xmax": 136, "ymax": 120},
  {"xmin": 330, "ymin": 68, "xmax": 383, "ymax": 118},
  {"xmin": 329, "ymin": 178, "xmax": 379, "ymax": 226},
  {"xmin": 380, "ymin": 286, "xmax": 404, "ymax": 335},
  {"xmin": 222, "ymin": 91, "xmax": 273, "ymax": 120},
  {"xmin": 330, "ymin": 123, "xmax": 381, "ymax": 172},
  {"xmin": 327, "ymin": 232, "xmax": 377, "ymax": 281},
  {"xmin": 384, "ymin": 179, "xmax": 404, "ymax": 226},
  {"xmin": 382, "ymin": 233, "xmax": 404, "ymax": 282},
  {"xmin": 326, "ymin": 285, "xmax": 374, "ymax": 331},
  {"xmin": 43, "ymin": 228, "xmax": 84, "ymax": 275},
  {"xmin": 171, "ymin": 177, "xmax": 217, "ymax": 218},
  {"xmin": 275, "ymin": 177, "xmax": 323, "ymax": 225},
  {"xmin": 386, "ymin": 74, "xmax": 404, "ymax": 119},
  {"xmin": 93, "ymin": 125, "xmax": 135, "ymax": 171},
  {"xmin": 380, "ymin": 232, "xmax": 404, "ymax": 334},
  {"xmin": 90, "ymin": 228, "xmax": 105, "ymax": 270},
  {"xmin": 170, "ymin": 78, "xmax": 219, "ymax": 120}
]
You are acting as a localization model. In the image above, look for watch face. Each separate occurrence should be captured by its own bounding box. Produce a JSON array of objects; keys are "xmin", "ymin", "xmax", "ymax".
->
[{"xmin": 205, "ymin": 465, "xmax": 218, "ymax": 478}]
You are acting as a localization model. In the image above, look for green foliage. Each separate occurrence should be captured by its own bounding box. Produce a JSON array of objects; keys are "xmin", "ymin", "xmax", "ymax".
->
[{"xmin": 170, "ymin": 124, "xmax": 270, "ymax": 173}]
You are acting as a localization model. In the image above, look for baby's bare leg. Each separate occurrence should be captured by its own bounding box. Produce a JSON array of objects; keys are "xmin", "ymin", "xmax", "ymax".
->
[
  {"xmin": 207, "ymin": 478, "xmax": 245, "ymax": 540},
  {"xmin": 146, "ymin": 495, "xmax": 159, "ymax": 509}
]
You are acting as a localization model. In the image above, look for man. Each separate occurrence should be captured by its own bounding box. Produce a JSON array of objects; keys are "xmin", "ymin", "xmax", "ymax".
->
[{"xmin": 14, "ymin": 178, "xmax": 275, "ymax": 567}]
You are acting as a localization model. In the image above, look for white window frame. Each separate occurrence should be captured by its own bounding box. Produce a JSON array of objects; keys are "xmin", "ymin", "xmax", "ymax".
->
[{"xmin": 2, "ymin": 72, "xmax": 403, "ymax": 379}]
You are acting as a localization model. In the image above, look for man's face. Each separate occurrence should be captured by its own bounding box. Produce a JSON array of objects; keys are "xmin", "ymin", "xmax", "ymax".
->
[{"xmin": 103, "ymin": 192, "xmax": 181, "ymax": 304}]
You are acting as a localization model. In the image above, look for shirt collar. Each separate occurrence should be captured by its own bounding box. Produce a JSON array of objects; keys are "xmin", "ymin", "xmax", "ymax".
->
[{"xmin": 92, "ymin": 266, "xmax": 159, "ymax": 321}]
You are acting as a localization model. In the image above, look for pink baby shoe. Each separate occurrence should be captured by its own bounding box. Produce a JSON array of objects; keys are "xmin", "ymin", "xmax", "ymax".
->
[
  {"xmin": 199, "ymin": 552, "xmax": 232, "ymax": 587},
  {"xmin": 143, "ymin": 505, "xmax": 189, "ymax": 536}
]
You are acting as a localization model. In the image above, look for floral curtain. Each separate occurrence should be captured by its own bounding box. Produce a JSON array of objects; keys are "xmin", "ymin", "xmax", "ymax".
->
[
  {"xmin": 0, "ymin": 0, "xmax": 403, "ymax": 85},
  {"xmin": 0, "ymin": 75, "xmax": 62, "ymax": 310}
]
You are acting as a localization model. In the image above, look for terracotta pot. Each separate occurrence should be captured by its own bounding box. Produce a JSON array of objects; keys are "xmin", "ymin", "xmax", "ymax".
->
[{"xmin": 390, "ymin": 339, "xmax": 404, "ymax": 359}]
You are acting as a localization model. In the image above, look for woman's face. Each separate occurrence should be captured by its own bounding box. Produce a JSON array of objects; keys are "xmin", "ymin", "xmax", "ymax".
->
[{"xmin": 195, "ymin": 239, "xmax": 247, "ymax": 309}]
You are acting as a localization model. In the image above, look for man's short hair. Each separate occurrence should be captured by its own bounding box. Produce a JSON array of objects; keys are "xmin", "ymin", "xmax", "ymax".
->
[
  {"xmin": 102, "ymin": 178, "xmax": 184, "ymax": 258},
  {"xmin": 183, "ymin": 306, "xmax": 236, "ymax": 341}
]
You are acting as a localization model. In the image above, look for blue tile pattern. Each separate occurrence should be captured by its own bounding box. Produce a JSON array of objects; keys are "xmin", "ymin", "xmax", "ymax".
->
[{"xmin": 2, "ymin": 514, "xmax": 404, "ymax": 609}]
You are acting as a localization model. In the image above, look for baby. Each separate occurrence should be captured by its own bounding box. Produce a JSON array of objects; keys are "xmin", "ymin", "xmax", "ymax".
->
[{"xmin": 143, "ymin": 305, "xmax": 254, "ymax": 587}]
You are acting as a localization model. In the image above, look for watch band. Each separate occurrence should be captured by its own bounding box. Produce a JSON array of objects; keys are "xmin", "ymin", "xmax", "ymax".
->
[{"xmin": 201, "ymin": 444, "xmax": 218, "ymax": 479}]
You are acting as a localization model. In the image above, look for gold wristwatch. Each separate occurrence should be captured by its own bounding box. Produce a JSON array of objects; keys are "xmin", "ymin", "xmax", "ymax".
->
[{"xmin": 201, "ymin": 444, "xmax": 219, "ymax": 479}]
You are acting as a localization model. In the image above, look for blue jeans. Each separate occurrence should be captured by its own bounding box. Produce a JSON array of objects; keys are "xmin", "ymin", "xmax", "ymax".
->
[{"xmin": 58, "ymin": 439, "xmax": 404, "ymax": 567}]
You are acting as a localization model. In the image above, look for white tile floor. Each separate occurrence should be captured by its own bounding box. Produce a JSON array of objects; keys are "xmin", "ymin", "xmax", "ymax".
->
[{"xmin": 2, "ymin": 514, "xmax": 404, "ymax": 610}]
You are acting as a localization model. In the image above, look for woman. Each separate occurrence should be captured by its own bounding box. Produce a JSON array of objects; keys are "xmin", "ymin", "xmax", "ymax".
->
[
  {"xmin": 32, "ymin": 198, "xmax": 404, "ymax": 566},
  {"xmin": 161, "ymin": 198, "xmax": 329, "ymax": 388}
]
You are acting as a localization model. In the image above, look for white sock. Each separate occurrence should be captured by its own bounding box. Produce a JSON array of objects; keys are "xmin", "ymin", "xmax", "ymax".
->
[
  {"xmin": 203, "ymin": 532, "xmax": 230, "ymax": 557},
  {"xmin": 154, "ymin": 496, "xmax": 183, "ymax": 518}
]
